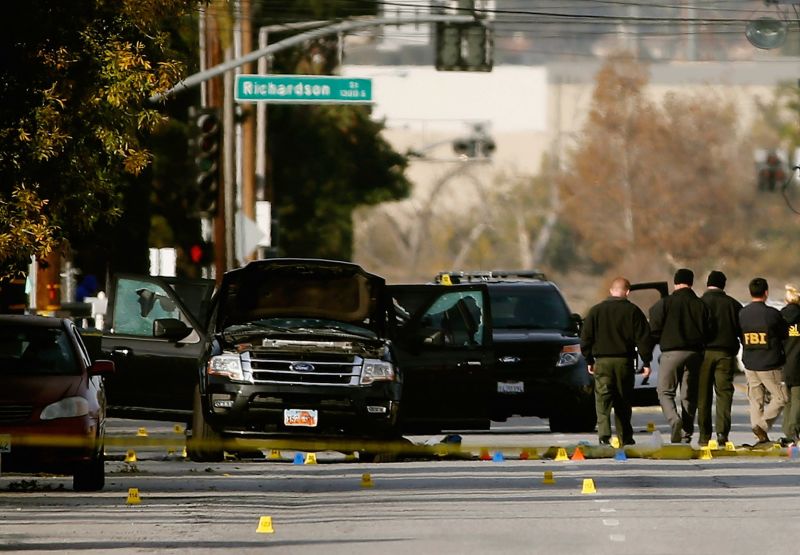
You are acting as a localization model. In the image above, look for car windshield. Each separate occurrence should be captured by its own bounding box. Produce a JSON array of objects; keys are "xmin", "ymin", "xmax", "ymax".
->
[
  {"xmin": 489, "ymin": 288, "xmax": 571, "ymax": 330},
  {"xmin": 224, "ymin": 318, "xmax": 377, "ymax": 340},
  {"xmin": 0, "ymin": 325, "xmax": 78, "ymax": 375}
]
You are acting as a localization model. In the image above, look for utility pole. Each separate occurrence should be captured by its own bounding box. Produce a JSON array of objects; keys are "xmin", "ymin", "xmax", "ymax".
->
[
  {"xmin": 202, "ymin": 5, "xmax": 227, "ymax": 281},
  {"xmin": 241, "ymin": 0, "xmax": 256, "ymax": 228}
]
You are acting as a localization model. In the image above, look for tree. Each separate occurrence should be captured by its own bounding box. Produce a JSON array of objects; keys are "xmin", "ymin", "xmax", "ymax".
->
[
  {"xmin": 557, "ymin": 54, "xmax": 751, "ymax": 274},
  {"xmin": 0, "ymin": 1, "xmax": 197, "ymax": 279}
]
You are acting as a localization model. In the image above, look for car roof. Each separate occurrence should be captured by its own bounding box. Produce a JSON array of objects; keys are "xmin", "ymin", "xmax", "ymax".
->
[
  {"xmin": 0, "ymin": 314, "xmax": 68, "ymax": 329},
  {"xmin": 434, "ymin": 270, "xmax": 551, "ymax": 285}
]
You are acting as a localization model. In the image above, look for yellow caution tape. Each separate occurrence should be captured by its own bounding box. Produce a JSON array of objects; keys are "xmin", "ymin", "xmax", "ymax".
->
[{"xmin": 0, "ymin": 432, "xmax": 792, "ymax": 460}]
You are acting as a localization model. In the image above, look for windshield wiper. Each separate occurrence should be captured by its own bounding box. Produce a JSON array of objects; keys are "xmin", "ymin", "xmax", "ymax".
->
[
  {"xmin": 497, "ymin": 324, "xmax": 555, "ymax": 330},
  {"xmin": 222, "ymin": 322, "xmax": 296, "ymax": 340},
  {"xmin": 293, "ymin": 324, "xmax": 373, "ymax": 339}
]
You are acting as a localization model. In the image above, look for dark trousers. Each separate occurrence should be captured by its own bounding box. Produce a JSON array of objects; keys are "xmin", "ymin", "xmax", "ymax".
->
[
  {"xmin": 657, "ymin": 350, "xmax": 703, "ymax": 442},
  {"xmin": 782, "ymin": 385, "xmax": 800, "ymax": 441},
  {"xmin": 697, "ymin": 349, "xmax": 736, "ymax": 443},
  {"xmin": 594, "ymin": 357, "xmax": 635, "ymax": 443}
]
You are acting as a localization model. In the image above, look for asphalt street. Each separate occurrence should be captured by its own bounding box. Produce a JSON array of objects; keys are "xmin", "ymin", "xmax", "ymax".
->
[{"xmin": 1, "ymin": 374, "xmax": 799, "ymax": 554}]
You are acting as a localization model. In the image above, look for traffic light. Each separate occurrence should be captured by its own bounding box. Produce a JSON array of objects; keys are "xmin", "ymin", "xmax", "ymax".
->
[
  {"xmin": 758, "ymin": 150, "xmax": 786, "ymax": 192},
  {"xmin": 188, "ymin": 241, "xmax": 214, "ymax": 266},
  {"xmin": 189, "ymin": 107, "xmax": 221, "ymax": 215},
  {"xmin": 435, "ymin": 22, "xmax": 493, "ymax": 72}
]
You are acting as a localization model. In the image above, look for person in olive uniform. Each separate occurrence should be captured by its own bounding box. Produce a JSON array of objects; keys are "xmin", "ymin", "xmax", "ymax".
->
[
  {"xmin": 581, "ymin": 277, "xmax": 652, "ymax": 446},
  {"xmin": 739, "ymin": 277, "xmax": 789, "ymax": 445},
  {"xmin": 780, "ymin": 284, "xmax": 800, "ymax": 445},
  {"xmin": 649, "ymin": 268, "xmax": 712, "ymax": 444},
  {"xmin": 697, "ymin": 271, "xmax": 742, "ymax": 446}
]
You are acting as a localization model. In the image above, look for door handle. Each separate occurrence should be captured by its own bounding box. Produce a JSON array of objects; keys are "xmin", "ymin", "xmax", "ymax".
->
[
  {"xmin": 112, "ymin": 348, "xmax": 131, "ymax": 357},
  {"xmin": 458, "ymin": 360, "xmax": 482, "ymax": 368}
]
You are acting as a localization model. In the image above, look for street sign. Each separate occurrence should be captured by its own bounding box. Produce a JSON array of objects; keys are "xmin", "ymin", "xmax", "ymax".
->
[{"xmin": 235, "ymin": 75, "xmax": 372, "ymax": 104}]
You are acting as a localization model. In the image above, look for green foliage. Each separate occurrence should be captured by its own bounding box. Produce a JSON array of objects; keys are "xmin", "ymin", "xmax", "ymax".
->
[
  {"xmin": 0, "ymin": 0, "xmax": 196, "ymax": 279},
  {"xmin": 269, "ymin": 104, "xmax": 410, "ymax": 259}
]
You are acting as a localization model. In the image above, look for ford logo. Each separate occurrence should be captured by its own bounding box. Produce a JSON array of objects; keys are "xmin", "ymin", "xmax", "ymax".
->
[{"xmin": 291, "ymin": 362, "xmax": 315, "ymax": 372}]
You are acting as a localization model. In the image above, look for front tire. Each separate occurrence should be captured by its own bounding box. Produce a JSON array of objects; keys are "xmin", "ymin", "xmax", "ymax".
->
[
  {"xmin": 187, "ymin": 385, "xmax": 224, "ymax": 462},
  {"xmin": 73, "ymin": 449, "xmax": 105, "ymax": 492}
]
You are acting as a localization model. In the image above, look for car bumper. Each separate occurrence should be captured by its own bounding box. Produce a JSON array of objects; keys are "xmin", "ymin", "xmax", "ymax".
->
[
  {"xmin": 492, "ymin": 364, "xmax": 593, "ymax": 418},
  {"xmin": 204, "ymin": 379, "xmax": 401, "ymax": 437},
  {"xmin": 0, "ymin": 416, "xmax": 100, "ymax": 473}
]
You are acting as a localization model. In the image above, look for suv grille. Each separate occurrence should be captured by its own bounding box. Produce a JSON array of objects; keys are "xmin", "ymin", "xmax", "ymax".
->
[
  {"xmin": 0, "ymin": 405, "xmax": 33, "ymax": 424},
  {"xmin": 248, "ymin": 351, "xmax": 362, "ymax": 386}
]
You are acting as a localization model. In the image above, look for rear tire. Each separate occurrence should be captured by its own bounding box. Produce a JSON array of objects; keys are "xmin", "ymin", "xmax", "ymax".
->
[
  {"xmin": 73, "ymin": 449, "xmax": 105, "ymax": 492},
  {"xmin": 187, "ymin": 385, "xmax": 224, "ymax": 462}
]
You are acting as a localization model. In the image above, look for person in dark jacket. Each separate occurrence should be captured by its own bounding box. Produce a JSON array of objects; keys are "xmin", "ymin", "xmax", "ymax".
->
[
  {"xmin": 739, "ymin": 277, "xmax": 789, "ymax": 445},
  {"xmin": 649, "ymin": 268, "xmax": 713, "ymax": 443},
  {"xmin": 781, "ymin": 284, "xmax": 800, "ymax": 445},
  {"xmin": 697, "ymin": 271, "xmax": 742, "ymax": 446},
  {"xmin": 581, "ymin": 277, "xmax": 652, "ymax": 446}
]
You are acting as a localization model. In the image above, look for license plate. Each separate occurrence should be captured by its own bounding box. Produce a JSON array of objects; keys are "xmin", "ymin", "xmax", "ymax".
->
[
  {"xmin": 497, "ymin": 381, "xmax": 524, "ymax": 394},
  {"xmin": 0, "ymin": 434, "xmax": 10, "ymax": 453},
  {"xmin": 284, "ymin": 409, "xmax": 318, "ymax": 427}
]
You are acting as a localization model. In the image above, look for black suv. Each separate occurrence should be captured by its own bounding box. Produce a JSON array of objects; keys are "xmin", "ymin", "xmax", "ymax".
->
[
  {"xmin": 435, "ymin": 271, "xmax": 595, "ymax": 432},
  {"xmin": 100, "ymin": 259, "xmax": 497, "ymax": 460}
]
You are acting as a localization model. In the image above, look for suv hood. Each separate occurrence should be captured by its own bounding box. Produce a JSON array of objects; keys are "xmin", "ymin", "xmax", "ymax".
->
[{"xmin": 215, "ymin": 259, "xmax": 386, "ymax": 334}]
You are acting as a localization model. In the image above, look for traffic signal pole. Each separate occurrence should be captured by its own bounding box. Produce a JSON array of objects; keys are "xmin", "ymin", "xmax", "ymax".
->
[
  {"xmin": 160, "ymin": 13, "xmax": 482, "ymax": 274},
  {"xmin": 151, "ymin": 14, "xmax": 478, "ymax": 104}
]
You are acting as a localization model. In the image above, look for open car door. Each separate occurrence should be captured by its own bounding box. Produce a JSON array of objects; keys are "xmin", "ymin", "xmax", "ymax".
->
[
  {"xmin": 628, "ymin": 281, "xmax": 669, "ymax": 406},
  {"xmin": 101, "ymin": 274, "xmax": 215, "ymax": 421},
  {"xmin": 388, "ymin": 284, "xmax": 494, "ymax": 434}
]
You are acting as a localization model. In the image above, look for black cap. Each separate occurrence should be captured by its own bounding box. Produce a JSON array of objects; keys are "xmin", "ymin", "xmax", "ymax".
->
[
  {"xmin": 707, "ymin": 270, "xmax": 726, "ymax": 289},
  {"xmin": 673, "ymin": 268, "xmax": 694, "ymax": 286}
]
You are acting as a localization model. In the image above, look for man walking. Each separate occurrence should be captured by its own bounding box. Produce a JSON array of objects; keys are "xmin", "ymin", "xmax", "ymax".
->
[
  {"xmin": 780, "ymin": 284, "xmax": 800, "ymax": 446},
  {"xmin": 697, "ymin": 271, "xmax": 742, "ymax": 446},
  {"xmin": 739, "ymin": 277, "xmax": 789, "ymax": 445},
  {"xmin": 649, "ymin": 268, "xmax": 712, "ymax": 444},
  {"xmin": 581, "ymin": 277, "xmax": 652, "ymax": 446}
]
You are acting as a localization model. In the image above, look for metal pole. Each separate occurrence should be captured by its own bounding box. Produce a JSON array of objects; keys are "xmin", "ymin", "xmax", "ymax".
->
[
  {"xmin": 223, "ymin": 56, "xmax": 237, "ymax": 270},
  {"xmin": 198, "ymin": 7, "xmax": 208, "ymax": 106},
  {"xmin": 150, "ymin": 14, "xmax": 477, "ymax": 102},
  {"xmin": 256, "ymin": 27, "xmax": 269, "ymax": 204},
  {"xmin": 233, "ymin": 1, "xmax": 244, "ymax": 263}
]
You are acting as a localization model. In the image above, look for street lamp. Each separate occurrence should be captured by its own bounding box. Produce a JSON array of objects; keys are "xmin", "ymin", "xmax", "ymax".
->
[
  {"xmin": 406, "ymin": 122, "xmax": 495, "ymax": 162},
  {"xmin": 745, "ymin": 0, "xmax": 798, "ymax": 49}
]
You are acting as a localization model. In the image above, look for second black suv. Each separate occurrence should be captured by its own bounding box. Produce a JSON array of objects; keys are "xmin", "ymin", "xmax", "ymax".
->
[{"xmin": 435, "ymin": 271, "xmax": 595, "ymax": 432}]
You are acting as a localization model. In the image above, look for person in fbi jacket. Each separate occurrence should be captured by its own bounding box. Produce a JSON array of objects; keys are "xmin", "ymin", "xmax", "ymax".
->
[{"xmin": 739, "ymin": 277, "xmax": 789, "ymax": 446}]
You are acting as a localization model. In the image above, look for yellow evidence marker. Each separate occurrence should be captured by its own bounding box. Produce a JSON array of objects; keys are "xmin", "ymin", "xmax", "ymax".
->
[
  {"xmin": 126, "ymin": 488, "xmax": 141, "ymax": 505},
  {"xmin": 256, "ymin": 516, "xmax": 275, "ymax": 534}
]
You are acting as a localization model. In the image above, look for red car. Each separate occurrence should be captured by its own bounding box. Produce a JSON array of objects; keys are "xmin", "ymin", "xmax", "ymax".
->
[{"xmin": 0, "ymin": 315, "xmax": 114, "ymax": 491}]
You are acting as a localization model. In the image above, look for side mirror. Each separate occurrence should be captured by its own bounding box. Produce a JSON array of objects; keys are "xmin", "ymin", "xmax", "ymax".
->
[
  {"xmin": 89, "ymin": 359, "xmax": 115, "ymax": 376},
  {"xmin": 569, "ymin": 313, "xmax": 583, "ymax": 334},
  {"xmin": 153, "ymin": 318, "xmax": 193, "ymax": 342}
]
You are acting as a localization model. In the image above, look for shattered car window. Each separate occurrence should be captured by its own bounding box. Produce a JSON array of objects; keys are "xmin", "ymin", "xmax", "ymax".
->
[{"xmin": 112, "ymin": 278, "xmax": 185, "ymax": 337}]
